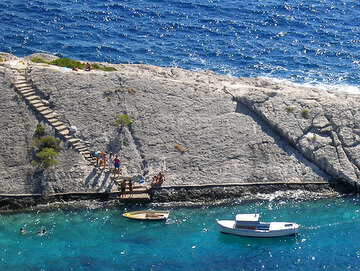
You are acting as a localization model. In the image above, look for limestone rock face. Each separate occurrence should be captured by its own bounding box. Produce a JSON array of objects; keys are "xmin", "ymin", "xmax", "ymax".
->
[
  {"xmin": 230, "ymin": 79, "xmax": 360, "ymax": 188},
  {"xmin": 0, "ymin": 65, "xmax": 100, "ymax": 195},
  {"xmin": 3, "ymin": 53, "xmax": 358, "ymax": 196},
  {"xmin": 0, "ymin": 65, "xmax": 36, "ymax": 193}
]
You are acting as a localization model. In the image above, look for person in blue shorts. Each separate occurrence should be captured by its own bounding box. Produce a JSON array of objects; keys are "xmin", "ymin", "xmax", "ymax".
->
[{"xmin": 114, "ymin": 155, "xmax": 121, "ymax": 176}]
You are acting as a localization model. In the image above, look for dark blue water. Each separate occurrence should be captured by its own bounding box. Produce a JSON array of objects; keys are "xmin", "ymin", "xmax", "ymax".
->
[
  {"xmin": 1, "ymin": 0, "xmax": 360, "ymax": 91},
  {"xmin": 1, "ymin": 196, "xmax": 360, "ymax": 270}
]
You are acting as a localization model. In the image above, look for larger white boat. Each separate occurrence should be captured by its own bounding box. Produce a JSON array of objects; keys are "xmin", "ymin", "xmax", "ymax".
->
[{"xmin": 216, "ymin": 214, "xmax": 299, "ymax": 238}]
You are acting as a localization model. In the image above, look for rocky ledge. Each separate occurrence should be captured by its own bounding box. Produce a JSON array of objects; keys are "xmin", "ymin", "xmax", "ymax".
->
[{"xmin": 0, "ymin": 52, "xmax": 357, "ymax": 208}]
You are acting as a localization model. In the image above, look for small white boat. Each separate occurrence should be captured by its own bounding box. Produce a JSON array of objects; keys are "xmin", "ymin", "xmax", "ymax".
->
[
  {"xmin": 216, "ymin": 214, "xmax": 299, "ymax": 238},
  {"xmin": 122, "ymin": 210, "xmax": 170, "ymax": 221}
]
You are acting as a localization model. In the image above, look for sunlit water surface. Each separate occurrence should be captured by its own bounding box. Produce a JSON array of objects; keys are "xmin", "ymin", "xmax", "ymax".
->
[
  {"xmin": 1, "ymin": 196, "xmax": 360, "ymax": 270},
  {"xmin": 1, "ymin": 0, "xmax": 360, "ymax": 92}
]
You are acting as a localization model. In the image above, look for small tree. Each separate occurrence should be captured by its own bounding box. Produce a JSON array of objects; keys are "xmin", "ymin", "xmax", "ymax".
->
[
  {"xmin": 32, "ymin": 126, "xmax": 61, "ymax": 170},
  {"xmin": 35, "ymin": 147, "xmax": 59, "ymax": 169},
  {"xmin": 301, "ymin": 109, "xmax": 309, "ymax": 119},
  {"xmin": 115, "ymin": 114, "xmax": 131, "ymax": 130},
  {"xmin": 34, "ymin": 124, "xmax": 46, "ymax": 138},
  {"xmin": 34, "ymin": 136, "xmax": 61, "ymax": 152}
]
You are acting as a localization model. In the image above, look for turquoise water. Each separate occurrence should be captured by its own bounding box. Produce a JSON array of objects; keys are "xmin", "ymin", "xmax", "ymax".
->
[{"xmin": 1, "ymin": 196, "xmax": 360, "ymax": 270}]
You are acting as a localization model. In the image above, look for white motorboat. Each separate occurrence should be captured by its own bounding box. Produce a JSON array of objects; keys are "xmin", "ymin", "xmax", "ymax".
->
[{"xmin": 216, "ymin": 214, "xmax": 299, "ymax": 238}]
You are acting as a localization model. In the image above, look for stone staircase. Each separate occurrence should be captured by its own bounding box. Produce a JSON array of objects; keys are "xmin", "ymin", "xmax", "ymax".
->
[
  {"xmin": 14, "ymin": 73, "xmax": 95, "ymax": 162},
  {"xmin": 111, "ymin": 179, "xmax": 150, "ymax": 202},
  {"xmin": 12, "ymin": 63, "xmax": 150, "ymax": 203}
]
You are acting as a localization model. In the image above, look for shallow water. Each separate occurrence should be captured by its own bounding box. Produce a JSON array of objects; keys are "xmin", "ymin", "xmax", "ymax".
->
[{"xmin": 1, "ymin": 196, "xmax": 360, "ymax": 270}]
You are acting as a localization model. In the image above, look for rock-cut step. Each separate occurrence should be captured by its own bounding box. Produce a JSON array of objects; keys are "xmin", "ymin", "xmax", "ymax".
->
[
  {"xmin": 13, "ymin": 76, "xmax": 81, "ymax": 150},
  {"xmin": 57, "ymin": 128, "xmax": 70, "ymax": 136},
  {"xmin": 51, "ymin": 121, "xmax": 64, "ymax": 127},
  {"xmin": 23, "ymin": 91, "xmax": 36, "ymax": 97},
  {"xmin": 67, "ymin": 138, "xmax": 80, "ymax": 144},
  {"xmin": 29, "ymin": 99, "xmax": 44, "ymax": 106},
  {"xmin": 20, "ymin": 88, "xmax": 33, "ymax": 93},
  {"xmin": 12, "ymin": 71, "xmax": 152, "ymax": 203},
  {"xmin": 54, "ymin": 124, "xmax": 68, "ymax": 132},
  {"xmin": 26, "ymin": 95, "xmax": 41, "ymax": 101},
  {"xmin": 14, "ymin": 83, "xmax": 29, "ymax": 89},
  {"xmin": 20, "ymin": 89, "xmax": 35, "ymax": 95},
  {"xmin": 35, "ymin": 106, "xmax": 50, "ymax": 112},
  {"xmin": 15, "ymin": 77, "xmax": 26, "ymax": 83}
]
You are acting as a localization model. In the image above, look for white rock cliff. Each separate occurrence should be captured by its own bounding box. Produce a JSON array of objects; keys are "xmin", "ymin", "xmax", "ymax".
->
[{"xmin": 1, "ymin": 52, "xmax": 356, "ymax": 201}]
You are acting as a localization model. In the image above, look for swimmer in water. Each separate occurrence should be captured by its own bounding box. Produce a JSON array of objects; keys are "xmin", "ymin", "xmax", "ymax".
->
[{"xmin": 37, "ymin": 229, "xmax": 46, "ymax": 236}]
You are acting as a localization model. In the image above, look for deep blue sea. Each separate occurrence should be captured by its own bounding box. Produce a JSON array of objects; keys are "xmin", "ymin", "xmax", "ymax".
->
[
  {"xmin": 1, "ymin": 1, "xmax": 360, "ymax": 269},
  {"xmin": 1, "ymin": 0, "xmax": 360, "ymax": 92}
]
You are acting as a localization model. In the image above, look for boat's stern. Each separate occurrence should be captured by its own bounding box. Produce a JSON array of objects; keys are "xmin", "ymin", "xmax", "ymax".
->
[
  {"xmin": 268, "ymin": 222, "xmax": 300, "ymax": 236},
  {"xmin": 291, "ymin": 222, "xmax": 300, "ymax": 234}
]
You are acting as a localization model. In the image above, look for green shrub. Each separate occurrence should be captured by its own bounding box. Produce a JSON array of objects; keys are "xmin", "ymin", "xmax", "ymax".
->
[
  {"xmin": 30, "ymin": 57, "xmax": 48, "ymax": 64},
  {"xmin": 301, "ymin": 109, "xmax": 309, "ymax": 119},
  {"xmin": 90, "ymin": 63, "xmax": 117, "ymax": 71},
  {"xmin": 92, "ymin": 63, "xmax": 102, "ymax": 70},
  {"xmin": 32, "ymin": 126, "xmax": 61, "ymax": 169},
  {"xmin": 0, "ymin": 56, "xmax": 3, "ymax": 62},
  {"xmin": 34, "ymin": 124, "xmax": 45, "ymax": 138},
  {"xmin": 35, "ymin": 147, "xmax": 59, "ymax": 168},
  {"xmin": 30, "ymin": 57, "xmax": 116, "ymax": 71},
  {"xmin": 99, "ymin": 66, "xmax": 117, "ymax": 71},
  {"xmin": 115, "ymin": 114, "xmax": 131, "ymax": 130},
  {"xmin": 34, "ymin": 136, "xmax": 61, "ymax": 152},
  {"xmin": 286, "ymin": 107, "xmax": 294, "ymax": 113},
  {"xmin": 50, "ymin": 58, "xmax": 85, "ymax": 69}
]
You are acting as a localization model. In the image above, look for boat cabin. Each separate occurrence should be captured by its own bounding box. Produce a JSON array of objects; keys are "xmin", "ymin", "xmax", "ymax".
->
[
  {"xmin": 235, "ymin": 214, "xmax": 259, "ymax": 230},
  {"xmin": 235, "ymin": 214, "xmax": 270, "ymax": 230}
]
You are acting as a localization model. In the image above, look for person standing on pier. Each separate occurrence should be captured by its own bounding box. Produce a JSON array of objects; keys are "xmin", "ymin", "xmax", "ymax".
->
[
  {"xmin": 129, "ymin": 180, "xmax": 134, "ymax": 198},
  {"xmin": 108, "ymin": 153, "xmax": 114, "ymax": 173},
  {"xmin": 120, "ymin": 179, "xmax": 126, "ymax": 197}
]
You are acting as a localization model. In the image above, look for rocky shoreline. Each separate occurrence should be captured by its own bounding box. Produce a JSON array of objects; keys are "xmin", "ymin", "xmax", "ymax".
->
[
  {"xmin": 151, "ymin": 181, "xmax": 350, "ymax": 200},
  {"xmin": 1, "ymin": 52, "xmax": 360, "ymax": 210},
  {"xmin": 0, "ymin": 181, "xmax": 348, "ymax": 213}
]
